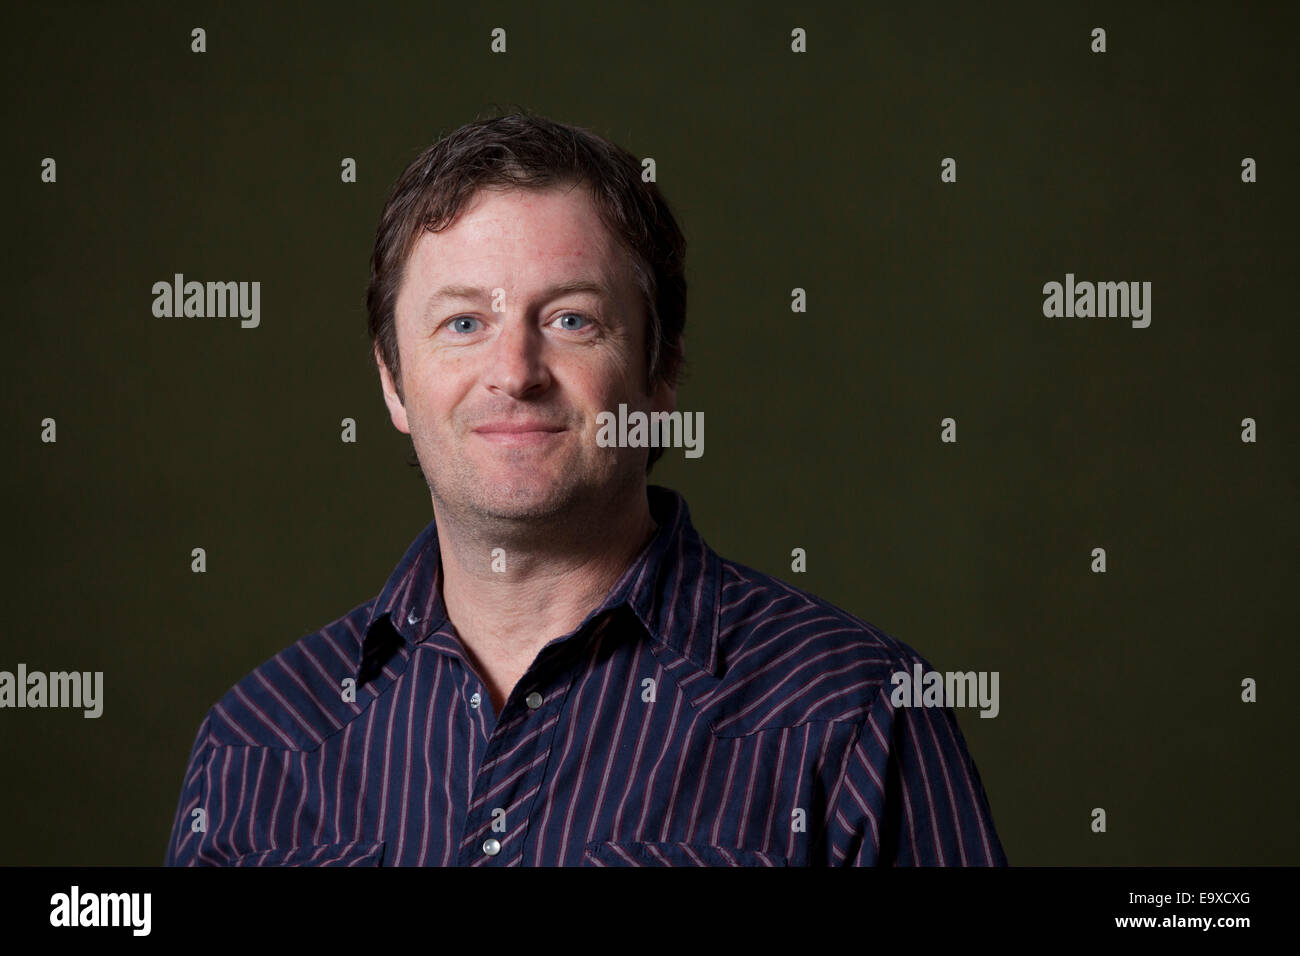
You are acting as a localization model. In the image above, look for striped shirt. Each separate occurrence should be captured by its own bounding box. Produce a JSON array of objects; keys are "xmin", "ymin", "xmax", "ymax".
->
[{"xmin": 164, "ymin": 485, "xmax": 1007, "ymax": 866}]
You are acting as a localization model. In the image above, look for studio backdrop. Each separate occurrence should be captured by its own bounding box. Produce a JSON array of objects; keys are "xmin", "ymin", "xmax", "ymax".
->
[{"xmin": 3, "ymin": 0, "xmax": 1296, "ymax": 865}]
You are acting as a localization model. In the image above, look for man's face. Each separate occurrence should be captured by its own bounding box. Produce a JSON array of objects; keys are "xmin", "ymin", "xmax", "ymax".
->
[{"xmin": 377, "ymin": 183, "xmax": 674, "ymax": 524}]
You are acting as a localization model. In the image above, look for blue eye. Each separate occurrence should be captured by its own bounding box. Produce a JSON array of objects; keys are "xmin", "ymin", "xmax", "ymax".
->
[
  {"xmin": 450, "ymin": 316, "xmax": 480, "ymax": 334},
  {"xmin": 555, "ymin": 312, "xmax": 590, "ymax": 331}
]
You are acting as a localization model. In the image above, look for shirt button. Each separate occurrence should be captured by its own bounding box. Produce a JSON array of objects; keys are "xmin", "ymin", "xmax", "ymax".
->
[
  {"xmin": 406, "ymin": 609, "xmax": 420, "ymax": 626},
  {"xmin": 482, "ymin": 838, "xmax": 500, "ymax": 856},
  {"xmin": 525, "ymin": 691, "xmax": 543, "ymax": 710},
  {"xmin": 469, "ymin": 692, "xmax": 481, "ymax": 709}
]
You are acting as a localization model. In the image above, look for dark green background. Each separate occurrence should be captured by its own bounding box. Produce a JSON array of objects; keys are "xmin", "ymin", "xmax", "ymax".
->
[{"xmin": 3, "ymin": 1, "xmax": 1296, "ymax": 865}]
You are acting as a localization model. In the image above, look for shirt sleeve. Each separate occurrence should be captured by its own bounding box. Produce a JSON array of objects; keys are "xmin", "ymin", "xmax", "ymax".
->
[
  {"xmin": 826, "ymin": 667, "xmax": 1008, "ymax": 866},
  {"xmin": 164, "ymin": 712, "xmax": 213, "ymax": 866}
]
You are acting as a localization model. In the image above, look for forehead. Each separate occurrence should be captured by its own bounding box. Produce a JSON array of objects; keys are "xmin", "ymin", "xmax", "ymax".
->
[{"xmin": 397, "ymin": 184, "xmax": 634, "ymax": 303}]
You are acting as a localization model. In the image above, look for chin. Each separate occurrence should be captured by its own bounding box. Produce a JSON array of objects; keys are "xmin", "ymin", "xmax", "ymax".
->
[{"xmin": 477, "ymin": 477, "xmax": 569, "ymax": 511}]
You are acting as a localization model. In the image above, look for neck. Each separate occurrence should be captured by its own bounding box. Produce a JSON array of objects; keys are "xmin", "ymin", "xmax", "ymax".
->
[{"xmin": 431, "ymin": 482, "xmax": 659, "ymax": 687}]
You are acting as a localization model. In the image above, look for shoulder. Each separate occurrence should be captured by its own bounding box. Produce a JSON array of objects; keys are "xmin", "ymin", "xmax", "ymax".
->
[
  {"xmin": 202, "ymin": 598, "xmax": 381, "ymax": 751},
  {"xmin": 705, "ymin": 557, "xmax": 934, "ymax": 734}
]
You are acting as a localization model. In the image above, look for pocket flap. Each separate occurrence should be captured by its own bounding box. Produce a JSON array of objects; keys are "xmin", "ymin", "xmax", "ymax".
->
[
  {"xmin": 582, "ymin": 841, "xmax": 786, "ymax": 866},
  {"xmin": 229, "ymin": 840, "xmax": 386, "ymax": 867}
]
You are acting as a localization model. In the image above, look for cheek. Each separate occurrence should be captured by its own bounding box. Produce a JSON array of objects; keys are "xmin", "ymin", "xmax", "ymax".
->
[
  {"xmin": 584, "ymin": 349, "xmax": 639, "ymax": 395},
  {"xmin": 406, "ymin": 352, "xmax": 466, "ymax": 403},
  {"xmin": 577, "ymin": 379, "xmax": 625, "ymax": 420},
  {"xmin": 400, "ymin": 375, "xmax": 449, "ymax": 433},
  {"xmin": 609, "ymin": 347, "xmax": 648, "ymax": 397}
]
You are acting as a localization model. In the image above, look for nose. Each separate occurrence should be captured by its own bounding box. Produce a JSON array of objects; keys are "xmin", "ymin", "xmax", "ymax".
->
[{"xmin": 485, "ymin": 314, "xmax": 550, "ymax": 399}]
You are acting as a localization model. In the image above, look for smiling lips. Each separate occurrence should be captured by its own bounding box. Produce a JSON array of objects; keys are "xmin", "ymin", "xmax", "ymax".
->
[{"xmin": 473, "ymin": 421, "xmax": 566, "ymax": 445}]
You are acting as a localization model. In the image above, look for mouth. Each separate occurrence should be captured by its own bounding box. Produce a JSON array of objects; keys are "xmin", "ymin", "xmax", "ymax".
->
[{"xmin": 473, "ymin": 424, "xmax": 566, "ymax": 446}]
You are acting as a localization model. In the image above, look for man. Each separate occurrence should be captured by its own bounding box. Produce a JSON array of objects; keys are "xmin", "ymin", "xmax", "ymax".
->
[{"xmin": 164, "ymin": 111, "xmax": 1007, "ymax": 866}]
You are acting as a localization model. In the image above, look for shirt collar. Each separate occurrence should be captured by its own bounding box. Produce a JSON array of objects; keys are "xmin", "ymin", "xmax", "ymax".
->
[{"xmin": 358, "ymin": 484, "xmax": 721, "ymax": 680}]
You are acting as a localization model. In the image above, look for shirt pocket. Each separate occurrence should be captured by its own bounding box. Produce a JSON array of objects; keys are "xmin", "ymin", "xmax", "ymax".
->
[
  {"xmin": 228, "ymin": 840, "xmax": 386, "ymax": 867},
  {"xmin": 581, "ymin": 841, "xmax": 787, "ymax": 867}
]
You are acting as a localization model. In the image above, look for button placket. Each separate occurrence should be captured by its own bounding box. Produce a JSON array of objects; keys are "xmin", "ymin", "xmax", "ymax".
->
[{"xmin": 457, "ymin": 657, "xmax": 576, "ymax": 864}]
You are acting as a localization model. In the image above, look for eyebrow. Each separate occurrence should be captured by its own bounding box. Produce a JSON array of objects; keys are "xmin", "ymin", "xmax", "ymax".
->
[{"xmin": 425, "ymin": 278, "xmax": 614, "ymax": 310}]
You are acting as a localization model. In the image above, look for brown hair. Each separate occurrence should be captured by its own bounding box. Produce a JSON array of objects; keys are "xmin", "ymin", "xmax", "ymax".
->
[{"xmin": 366, "ymin": 107, "xmax": 688, "ymax": 474}]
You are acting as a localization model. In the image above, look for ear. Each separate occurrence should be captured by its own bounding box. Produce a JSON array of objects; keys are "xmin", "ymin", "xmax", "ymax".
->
[
  {"xmin": 374, "ymin": 342, "xmax": 410, "ymax": 435},
  {"xmin": 651, "ymin": 374, "xmax": 676, "ymax": 416},
  {"xmin": 650, "ymin": 335, "xmax": 681, "ymax": 414}
]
